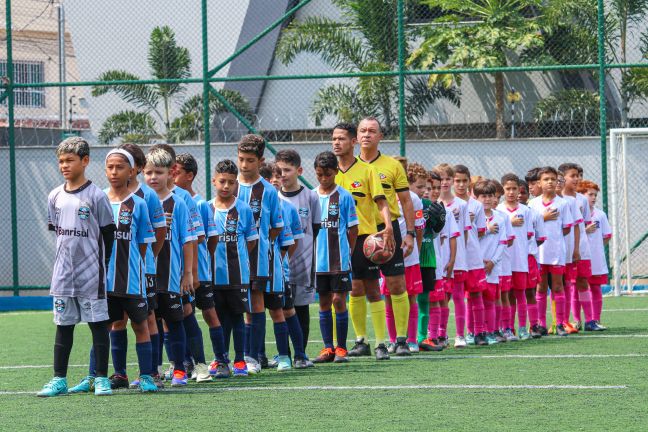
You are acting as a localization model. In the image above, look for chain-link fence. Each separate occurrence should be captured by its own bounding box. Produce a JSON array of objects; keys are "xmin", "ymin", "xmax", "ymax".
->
[{"xmin": 2, "ymin": 0, "xmax": 648, "ymax": 294}]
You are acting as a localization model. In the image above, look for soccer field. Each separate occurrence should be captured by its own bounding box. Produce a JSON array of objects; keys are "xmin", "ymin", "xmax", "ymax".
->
[{"xmin": 1, "ymin": 297, "xmax": 647, "ymax": 431}]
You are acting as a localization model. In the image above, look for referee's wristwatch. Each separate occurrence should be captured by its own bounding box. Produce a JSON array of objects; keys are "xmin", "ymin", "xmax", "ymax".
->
[{"xmin": 406, "ymin": 230, "xmax": 416, "ymax": 238}]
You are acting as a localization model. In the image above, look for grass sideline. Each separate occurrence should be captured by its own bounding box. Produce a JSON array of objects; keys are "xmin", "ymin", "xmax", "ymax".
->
[{"xmin": 1, "ymin": 296, "xmax": 647, "ymax": 431}]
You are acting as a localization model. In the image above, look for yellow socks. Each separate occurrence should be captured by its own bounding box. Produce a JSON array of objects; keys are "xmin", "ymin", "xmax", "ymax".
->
[
  {"xmin": 349, "ymin": 295, "xmax": 367, "ymax": 340},
  {"xmin": 391, "ymin": 292, "xmax": 410, "ymax": 338},
  {"xmin": 369, "ymin": 300, "xmax": 387, "ymax": 345}
]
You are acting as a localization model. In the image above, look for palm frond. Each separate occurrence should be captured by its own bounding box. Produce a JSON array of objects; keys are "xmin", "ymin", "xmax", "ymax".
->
[{"xmin": 97, "ymin": 110, "xmax": 158, "ymax": 145}]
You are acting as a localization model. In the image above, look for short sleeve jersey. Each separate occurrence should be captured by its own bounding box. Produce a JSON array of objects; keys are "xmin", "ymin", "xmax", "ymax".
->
[
  {"xmin": 480, "ymin": 211, "xmax": 509, "ymax": 284},
  {"xmin": 562, "ymin": 195, "xmax": 582, "ymax": 264},
  {"xmin": 316, "ymin": 186, "xmax": 359, "ymax": 274},
  {"xmin": 281, "ymin": 200, "xmax": 305, "ymax": 283},
  {"xmin": 496, "ymin": 209, "xmax": 514, "ymax": 277},
  {"xmin": 575, "ymin": 193, "xmax": 592, "ymax": 260},
  {"xmin": 156, "ymin": 193, "xmax": 194, "ymax": 294},
  {"xmin": 438, "ymin": 207, "xmax": 460, "ymax": 279},
  {"xmin": 107, "ymin": 193, "xmax": 155, "ymax": 298},
  {"xmin": 588, "ymin": 208, "xmax": 612, "ymax": 276},
  {"xmin": 172, "ymin": 185, "xmax": 203, "ymax": 237},
  {"xmin": 279, "ymin": 186, "xmax": 321, "ymax": 287},
  {"xmin": 529, "ymin": 195, "xmax": 574, "ymax": 266},
  {"xmin": 193, "ymin": 194, "xmax": 218, "ymax": 283},
  {"xmin": 211, "ymin": 198, "xmax": 259, "ymax": 289},
  {"xmin": 496, "ymin": 203, "xmax": 533, "ymax": 273},
  {"xmin": 528, "ymin": 207, "xmax": 547, "ymax": 259},
  {"xmin": 465, "ymin": 197, "xmax": 487, "ymax": 270},
  {"xmin": 235, "ymin": 177, "xmax": 283, "ymax": 280},
  {"xmin": 266, "ymin": 205, "xmax": 295, "ymax": 294},
  {"xmin": 134, "ymin": 183, "xmax": 165, "ymax": 275},
  {"xmin": 48, "ymin": 181, "xmax": 115, "ymax": 300},
  {"xmin": 420, "ymin": 198, "xmax": 437, "ymax": 269},
  {"xmin": 335, "ymin": 158, "xmax": 385, "ymax": 236},
  {"xmin": 444, "ymin": 197, "xmax": 470, "ymax": 272},
  {"xmin": 398, "ymin": 191, "xmax": 425, "ymax": 268},
  {"xmin": 358, "ymin": 152, "xmax": 409, "ymax": 225}
]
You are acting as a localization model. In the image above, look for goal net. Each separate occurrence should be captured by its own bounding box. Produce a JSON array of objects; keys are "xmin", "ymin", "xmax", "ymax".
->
[{"xmin": 609, "ymin": 128, "xmax": 648, "ymax": 295}]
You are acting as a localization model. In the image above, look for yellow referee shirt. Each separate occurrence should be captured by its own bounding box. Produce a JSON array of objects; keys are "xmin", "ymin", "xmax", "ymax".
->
[
  {"xmin": 335, "ymin": 159, "xmax": 386, "ymax": 236},
  {"xmin": 359, "ymin": 152, "xmax": 409, "ymax": 225}
]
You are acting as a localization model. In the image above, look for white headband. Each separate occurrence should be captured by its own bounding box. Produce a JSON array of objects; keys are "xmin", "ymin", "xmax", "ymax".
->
[{"xmin": 105, "ymin": 149, "xmax": 135, "ymax": 167}]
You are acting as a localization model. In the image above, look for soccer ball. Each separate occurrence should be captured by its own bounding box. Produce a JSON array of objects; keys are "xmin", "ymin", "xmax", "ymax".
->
[{"xmin": 363, "ymin": 234, "xmax": 394, "ymax": 265}]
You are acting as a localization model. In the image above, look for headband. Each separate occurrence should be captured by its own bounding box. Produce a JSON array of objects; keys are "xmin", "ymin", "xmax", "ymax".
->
[{"xmin": 105, "ymin": 149, "xmax": 135, "ymax": 167}]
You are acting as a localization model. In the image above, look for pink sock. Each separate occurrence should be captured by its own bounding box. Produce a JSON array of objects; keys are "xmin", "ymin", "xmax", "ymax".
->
[
  {"xmin": 571, "ymin": 285, "xmax": 582, "ymax": 322},
  {"xmin": 471, "ymin": 295, "xmax": 485, "ymax": 334},
  {"xmin": 564, "ymin": 282, "xmax": 574, "ymax": 322},
  {"xmin": 552, "ymin": 291, "xmax": 567, "ymax": 325},
  {"xmin": 439, "ymin": 306, "xmax": 450, "ymax": 338},
  {"xmin": 484, "ymin": 300, "xmax": 496, "ymax": 333},
  {"xmin": 514, "ymin": 290, "xmax": 527, "ymax": 328},
  {"xmin": 527, "ymin": 302, "xmax": 538, "ymax": 328},
  {"xmin": 536, "ymin": 291, "xmax": 548, "ymax": 327},
  {"xmin": 407, "ymin": 303, "xmax": 418, "ymax": 343},
  {"xmin": 591, "ymin": 285, "xmax": 603, "ymax": 321},
  {"xmin": 429, "ymin": 306, "xmax": 440, "ymax": 339},
  {"xmin": 500, "ymin": 306, "xmax": 510, "ymax": 330},
  {"xmin": 385, "ymin": 303, "xmax": 396, "ymax": 343},
  {"xmin": 578, "ymin": 290, "xmax": 594, "ymax": 322},
  {"xmin": 466, "ymin": 297, "xmax": 475, "ymax": 334},
  {"xmin": 495, "ymin": 304, "xmax": 502, "ymax": 331},
  {"xmin": 452, "ymin": 282, "xmax": 466, "ymax": 337}
]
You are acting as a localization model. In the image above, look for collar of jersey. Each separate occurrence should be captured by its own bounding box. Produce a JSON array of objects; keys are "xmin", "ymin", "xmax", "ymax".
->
[
  {"xmin": 504, "ymin": 205, "xmax": 518, "ymax": 213},
  {"xmin": 109, "ymin": 191, "xmax": 135, "ymax": 204},
  {"xmin": 280, "ymin": 186, "xmax": 304, "ymax": 197},
  {"xmin": 237, "ymin": 176, "xmax": 261, "ymax": 187},
  {"xmin": 358, "ymin": 150, "xmax": 381, "ymax": 164},
  {"xmin": 64, "ymin": 180, "xmax": 92, "ymax": 194},
  {"xmin": 159, "ymin": 192, "xmax": 174, "ymax": 202},
  {"xmin": 317, "ymin": 185, "xmax": 338, "ymax": 197}
]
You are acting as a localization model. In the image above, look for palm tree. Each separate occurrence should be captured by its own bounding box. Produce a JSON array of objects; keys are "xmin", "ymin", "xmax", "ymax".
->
[
  {"xmin": 275, "ymin": 0, "xmax": 459, "ymax": 135},
  {"xmin": 408, "ymin": 0, "xmax": 544, "ymax": 138}
]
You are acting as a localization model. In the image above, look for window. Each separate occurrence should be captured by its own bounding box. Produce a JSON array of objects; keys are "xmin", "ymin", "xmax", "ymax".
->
[{"xmin": 0, "ymin": 61, "xmax": 46, "ymax": 108}]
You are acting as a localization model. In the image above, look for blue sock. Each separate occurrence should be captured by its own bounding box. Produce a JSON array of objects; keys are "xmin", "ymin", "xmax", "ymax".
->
[
  {"xmin": 166, "ymin": 320, "xmax": 186, "ymax": 372},
  {"xmin": 163, "ymin": 331, "xmax": 171, "ymax": 364},
  {"xmin": 273, "ymin": 321, "xmax": 290, "ymax": 356},
  {"xmin": 335, "ymin": 310, "xmax": 349, "ymax": 350},
  {"xmin": 156, "ymin": 320, "xmax": 164, "ymax": 366},
  {"xmin": 150, "ymin": 333, "xmax": 160, "ymax": 375},
  {"xmin": 184, "ymin": 313, "xmax": 205, "ymax": 364},
  {"xmin": 232, "ymin": 312, "xmax": 245, "ymax": 363},
  {"xmin": 259, "ymin": 315, "xmax": 267, "ymax": 358},
  {"xmin": 110, "ymin": 329, "xmax": 128, "ymax": 376},
  {"xmin": 244, "ymin": 323, "xmax": 252, "ymax": 357},
  {"xmin": 209, "ymin": 326, "xmax": 226, "ymax": 363},
  {"xmin": 88, "ymin": 347, "xmax": 96, "ymax": 377},
  {"xmin": 250, "ymin": 312, "xmax": 266, "ymax": 361},
  {"xmin": 220, "ymin": 311, "xmax": 232, "ymax": 353},
  {"xmin": 135, "ymin": 341, "xmax": 153, "ymax": 376},
  {"xmin": 286, "ymin": 314, "xmax": 305, "ymax": 359},
  {"xmin": 320, "ymin": 310, "xmax": 334, "ymax": 349}
]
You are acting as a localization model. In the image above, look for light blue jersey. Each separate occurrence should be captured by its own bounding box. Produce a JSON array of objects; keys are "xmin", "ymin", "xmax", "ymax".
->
[
  {"xmin": 134, "ymin": 183, "xmax": 165, "ymax": 275},
  {"xmin": 281, "ymin": 200, "xmax": 305, "ymax": 283},
  {"xmin": 173, "ymin": 185, "xmax": 204, "ymax": 237},
  {"xmin": 107, "ymin": 193, "xmax": 155, "ymax": 297},
  {"xmin": 193, "ymin": 194, "xmax": 218, "ymax": 283},
  {"xmin": 316, "ymin": 186, "xmax": 358, "ymax": 274},
  {"xmin": 156, "ymin": 193, "xmax": 194, "ymax": 294},
  {"xmin": 267, "ymin": 205, "xmax": 295, "ymax": 294}
]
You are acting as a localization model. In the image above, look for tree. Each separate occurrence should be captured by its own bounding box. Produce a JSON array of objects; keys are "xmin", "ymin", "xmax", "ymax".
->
[
  {"xmin": 98, "ymin": 111, "xmax": 158, "ymax": 145},
  {"xmin": 275, "ymin": 0, "xmax": 459, "ymax": 135},
  {"xmin": 408, "ymin": 0, "xmax": 544, "ymax": 138}
]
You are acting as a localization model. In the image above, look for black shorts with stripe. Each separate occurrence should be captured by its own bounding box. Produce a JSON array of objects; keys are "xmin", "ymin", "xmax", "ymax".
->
[
  {"xmin": 108, "ymin": 295, "xmax": 148, "ymax": 324},
  {"xmin": 376, "ymin": 220, "xmax": 405, "ymax": 277}
]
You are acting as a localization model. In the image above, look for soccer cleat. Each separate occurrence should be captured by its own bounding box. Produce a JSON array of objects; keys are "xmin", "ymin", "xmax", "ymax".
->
[
  {"xmin": 259, "ymin": 354, "xmax": 270, "ymax": 369},
  {"xmin": 138, "ymin": 375, "xmax": 158, "ymax": 393},
  {"xmin": 564, "ymin": 322, "xmax": 579, "ymax": 334},
  {"xmin": 314, "ymin": 347, "xmax": 335, "ymax": 363},
  {"xmin": 129, "ymin": 378, "xmax": 140, "ymax": 389},
  {"xmin": 276, "ymin": 355, "xmax": 292, "ymax": 371},
  {"xmin": 474, "ymin": 332, "xmax": 488, "ymax": 346},
  {"xmin": 163, "ymin": 362, "xmax": 175, "ymax": 381},
  {"xmin": 518, "ymin": 327, "xmax": 531, "ymax": 341},
  {"xmin": 209, "ymin": 360, "xmax": 218, "ymax": 376},
  {"xmin": 465, "ymin": 333, "xmax": 475, "ymax": 345},
  {"xmin": 530, "ymin": 325, "xmax": 542, "ymax": 339},
  {"xmin": 267, "ymin": 355, "xmax": 279, "ymax": 368},
  {"xmin": 395, "ymin": 337, "xmax": 411, "ymax": 356},
  {"xmin": 503, "ymin": 328, "xmax": 518, "ymax": 342},
  {"xmin": 387, "ymin": 342, "xmax": 397, "ymax": 354},
  {"xmin": 184, "ymin": 359, "xmax": 195, "ymax": 379},
  {"xmin": 194, "ymin": 363, "xmax": 212, "ymax": 383},
  {"xmin": 584, "ymin": 320, "xmax": 604, "ymax": 332},
  {"xmin": 293, "ymin": 358, "xmax": 309, "ymax": 369},
  {"xmin": 408, "ymin": 342, "xmax": 420, "ymax": 353},
  {"xmin": 485, "ymin": 333, "xmax": 499, "ymax": 345},
  {"xmin": 419, "ymin": 338, "xmax": 444, "ymax": 352},
  {"xmin": 68, "ymin": 376, "xmax": 94, "ymax": 394},
  {"xmin": 302, "ymin": 354, "xmax": 315, "ymax": 368},
  {"xmin": 493, "ymin": 330, "xmax": 507, "ymax": 343},
  {"xmin": 246, "ymin": 358, "xmax": 261, "ymax": 375},
  {"xmin": 595, "ymin": 321, "xmax": 608, "ymax": 331},
  {"xmin": 109, "ymin": 373, "xmax": 129, "ymax": 390},
  {"xmin": 375, "ymin": 343, "xmax": 390, "ymax": 360},
  {"xmin": 214, "ymin": 363, "xmax": 230, "ymax": 378},
  {"xmin": 171, "ymin": 370, "xmax": 188, "ymax": 387},
  {"xmin": 537, "ymin": 325, "xmax": 548, "ymax": 336},
  {"xmin": 152, "ymin": 374, "xmax": 164, "ymax": 389},
  {"xmin": 37, "ymin": 377, "xmax": 68, "ymax": 397},
  {"xmin": 437, "ymin": 336, "xmax": 449, "ymax": 348},
  {"xmin": 233, "ymin": 361, "xmax": 248, "ymax": 377},
  {"xmin": 454, "ymin": 336, "xmax": 467, "ymax": 348},
  {"xmin": 556, "ymin": 324, "xmax": 568, "ymax": 337},
  {"xmin": 334, "ymin": 347, "xmax": 349, "ymax": 363},
  {"xmin": 573, "ymin": 320, "xmax": 582, "ymax": 331},
  {"xmin": 348, "ymin": 338, "xmax": 371, "ymax": 357},
  {"xmin": 94, "ymin": 377, "xmax": 112, "ymax": 396}
]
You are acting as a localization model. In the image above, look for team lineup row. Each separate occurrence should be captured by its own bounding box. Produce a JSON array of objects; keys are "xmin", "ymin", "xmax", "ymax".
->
[{"xmin": 37, "ymin": 117, "xmax": 610, "ymax": 397}]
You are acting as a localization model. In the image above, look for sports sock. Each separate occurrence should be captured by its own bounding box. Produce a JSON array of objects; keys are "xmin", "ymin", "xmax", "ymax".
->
[
  {"xmin": 500, "ymin": 305, "xmax": 510, "ymax": 330},
  {"xmin": 150, "ymin": 333, "xmax": 160, "ymax": 375},
  {"xmin": 536, "ymin": 291, "xmax": 548, "ymax": 327},
  {"xmin": 335, "ymin": 310, "xmax": 349, "ymax": 350},
  {"xmin": 428, "ymin": 306, "xmax": 440, "ymax": 340},
  {"xmin": 273, "ymin": 321, "xmax": 290, "ymax": 356},
  {"xmin": 110, "ymin": 329, "xmax": 128, "ymax": 376},
  {"xmin": 319, "ymin": 310, "xmax": 334, "ymax": 349},
  {"xmin": 249, "ymin": 312, "xmax": 266, "ymax": 361},
  {"xmin": 88, "ymin": 347, "xmax": 96, "ymax": 377},
  {"xmin": 571, "ymin": 286, "xmax": 581, "ymax": 322},
  {"xmin": 209, "ymin": 326, "xmax": 226, "ymax": 363},
  {"xmin": 407, "ymin": 302, "xmax": 418, "ymax": 344},
  {"xmin": 391, "ymin": 292, "xmax": 410, "ymax": 338},
  {"xmin": 295, "ymin": 305, "xmax": 310, "ymax": 349},
  {"xmin": 471, "ymin": 295, "xmax": 485, "ymax": 334},
  {"xmin": 591, "ymin": 284, "xmax": 603, "ymax": 321},
  {"xmin": 495, "ymin": 304, "xmax": 501, "ymax": 331},
  {"xmin": 349, "ymin": 295, "xmax": 367, "ymax": 340},
  {"xmin": 385, "ymin": 302, "xmax": 397, "ymax": 343},
  {"xmin": 244, "ymin": 322, "xmax": 252, "ymax": 357},
  {"xmin": 416, "ymin": 292, "xmax": 430, "ymax": 343},
  {"xmin": 452, "ymin": 281, "xmax": 466, "ymax": 337},
  {"xmin": 552, "ymin": 291, "xmax": 567, "ymax": 325},
  {"xmin": 135, "ymin": 341, "xmax": 153, "ymax": 376},
  {"xmin": 331, "ymin": 309, "xmax": 337, "ymax": 344},
  {"xmin": 88, "ymin": 321, "xmax": 109, "ymax": 378},
  {"xmin": 53, "ymin": 325, "xmax": 75, "ymax": 378},
  {"xmin": 183, "ymin": 313, "xmax": 206, "ymax": 364},
  {"xmin": 286, "ymin": 314, "xmax": 305, "ymax": 359},
  {"xmin": 578, "ymin": 290, "xmax": 594, "ymax": 322},
  {"xmin": 466, "ymin": 296, "xmax": 474, "ymax": 334},
  {"xmin": 369, "ymin": 300, "xmax": 387, "ymax": 345},
  {"xmin": 439, "ymin": 306, "xmax": 449, "ymax": 338},
  {"xmin": 231, "ymin": 312, "xmax": 245, "ymax": 363},
  {"xmin": 163, "ymin": 331, "xmax": 171, "ymax": 364},
  {"xmin": 484, "ymin": 300, "xmax": 496, "ymax": 333},
  {"xmin": 514, "ymin": 290, "xmax": 527, "ymax": 328},
  {"xmin": 166, "ymin": 320, "xmax": 186, "ymax": 372},
  {"xmin": 564, "ymin": 282, "xmax": 574, "ymax": 322},
  {"xmin": 527, "ymin": 294, "xmax": 538, "ymax": 328}
]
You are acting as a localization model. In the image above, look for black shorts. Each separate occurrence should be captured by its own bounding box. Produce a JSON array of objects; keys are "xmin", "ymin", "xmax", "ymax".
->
[
  {"xmin": 195, "ymin": 283, "xmax": 215, "ymax": 310},
  {"xmin": 316, "ymin": 273, "xmax": 352, "ymax": 294},
  {"xmin": 156, "ymin": 292, "xmax": 184, "ymax": 323},
  {"xmin": 282, "ymin": 284, "xmax": 295, "ymax": 311},
  {"xmin": 264, "ymin": 292, "xmax": 285, "ymax": 311},
  {"xmin": 214, "ymin": 289, "xmax": 249, "ymax": 315},
  {"xmin": 145, "ymin": 275, "xmax": 158, "ymax": 313},
  {"xmin": 420, "ymin": 267, "xmax": 436, "ymax": 293},
  {"xmin": 250, "ymin": 279, "xmax": 269, "ymax": 291},
  {"xmin": 108, "ymin": 295, "xmax": 148, "ymax": 324},
  {"xmin": 351, "ymin": 235, "xmax": 380, "ymax": 280},
  {"xmin": 182, "ymin": 293, "xmax": 196, "ymax": 312},
  {"xmin": 376, "ymin": 220, "xmax": 405, "ymax": 277}
]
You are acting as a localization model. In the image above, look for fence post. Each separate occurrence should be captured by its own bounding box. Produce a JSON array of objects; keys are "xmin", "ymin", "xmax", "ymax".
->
[
  {"xmin": 201, "ymin": 0, "xmax": 212, "ymax": 198},
  {"xmin": 397, "ymin": 0, "xmax": 406, "ymax": 157},
  {"xmin": 5, "ymin": 0, "xmax": 19, "ymax": 296},
  {"xmin": 597, "ymin": 0, "xmax": 608, "ymax": 215}
]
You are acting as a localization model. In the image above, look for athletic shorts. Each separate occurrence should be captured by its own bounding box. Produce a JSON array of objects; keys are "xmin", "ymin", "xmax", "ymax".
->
[
  {"xmin": 527, "ymin": 255, "xmax": 540, "ymax": 288},
  {"xmin": 282, "ymin": 283, "xmax": 296, "ymax": 310},
  {"xmin": 293, "ymin": 284, "xmax": 315, "ymax": 307},
  {"xmin": 53, "ymin": 296, "xmax": 109, "ymax": 326},
  {"xmin": 156, "ymin": 292, "xmax": 184, "ymax": 323},
  {"xmin": 465, "ymin": 268, "xmax": 486, "ymax": 293},
  {"xmin": 376, "ymin": 220, "xmax": 406, "ymax": 277},
  {"xmin": 570, "ymin": 260, "xmax": 592, "ymax": 280},
  {"xmin": 541, "ymin": 264, "xmax": 565, "ymax": 275},
  {"xmin": 420, "ymin": 267, "xmax": 436, "ymax": 293},
  {"xmin": 499, "ymin": 275, "xmax": 512, "ymax": 292},
  {"xmin": 108, "ymin": 295, "xmax": 148, "ymax": 324},
  {"xmin": 351, "ymin": 234, "xmax": 380, "ymax": 280},
  {"xmin": 452, "ymin": 270, "xmax": 468, "ymax": 283},
  {"xmin": 316, "ymin": 273, "xmax": 351, "ymax": 294},
  {"xmin": 264, "ymin": 292, "xmax": 285, "ymax": 311},
  {"xmin": 145, "ymin": 274, "xmax": 158, "ymax": 313},
  {"xmin": 381, "ymin": 264, "xmax": 422, "ymax": 296},
  {"xmin": 511, "ymin": 272, "xmax": 529, "ymax": 291},
  {"xmin": 195, "ymin": 282, "xmax": 215, "ymax": 310},
  {"xmin": 443, "ymin": 277, "xmax": 455, "ymax": 294},
  {"xmin": 428, "ymin": 279, "xmax": 446, "ymax": 303},
  {"xmin": 214, "ymin": 289, "xmax": 250, "ymax": 315},
  {"xmin": 182, "ymin": 294, "xmax": 196, "ymax": 313},
  {"xmin": 250, "ymin": 278, "xmax": 269, "ymax": 291},
  {"xmin": 589, "ymin": 274, "xmax": 608, "ymax": 285},
  {"xmin": 481, "ymin": 281, "xmax": 500, "ymax": 302}
]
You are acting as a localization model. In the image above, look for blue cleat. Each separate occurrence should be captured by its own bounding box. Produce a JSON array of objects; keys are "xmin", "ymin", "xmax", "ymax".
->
[
  {"xmin": 233, "ymin": 361, "xmax": 248, "ymax": 377},
  {"xmin": 68, "ymin": 376, "xmax": 94, "ymax": 394},
  {"xmin": 94, "ymin": 377, "xmax": 113, "ymax": 396},
  {"xmin": 139, "ymin": 375, "xmax": 158, "ymax": 393},
  {"xmin": 171, "ymin": 370, "xmax": 188, "ymax": 387},
  {"xmin": 37, "ymin": 377, "xmax": 68, "ymax": 397}
]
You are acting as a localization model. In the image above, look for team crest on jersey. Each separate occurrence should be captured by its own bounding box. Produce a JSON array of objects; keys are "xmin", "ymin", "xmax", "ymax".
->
[
  {"xmin": 78, "ymin": 202, "xmax": 91, "ymax": 220},
  {"xmin": 452, "ymin": 207, "xmax": 460, "ymax": 223},
  {"xmin": 298, "ymin": 207, "xmax": 309, "ymax": 217},
  {"xmin": 119, "ymin": 209, "xmax": 132, "ymax": 225},
  {"xmin": 328, "ymin": 203, "xmax": 339, "ymax": 216},
  {"xmin": 250, "ymin": 198, "xmax": 261, "ymax": 214},
  {"xmin": 379, "ymin": 172, "xmax": 387, "ymax": 180},
  {"xmin": 351, "ymin": 181, "xmax": 362, "ymax": 189},
  {"xmin": 54, "ymin": 299, "xmax": 65, "ymax": 312},
  {"xmin": 226, "ymin": 218, "xmax": 238, "ymax": 233}
]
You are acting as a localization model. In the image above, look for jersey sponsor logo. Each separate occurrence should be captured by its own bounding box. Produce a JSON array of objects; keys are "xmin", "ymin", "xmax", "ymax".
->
[
  {"xmin": 55, "ymin": 226, "xmax": 89, "ymax": 238},
  {"xmin": 115, "ymin": 231, "xmax": 133, "ymax": 240},
  {"xmin": 119, "ymin": 209, "xmax": 132, "ymax": 225},
  {"xmin": 351, "ymin": 181, "xmax": 362, "ymax": 189},
  {"xmin": 298, "ymin": 207, "xmax": 309, "ymax": 218},
  {"xmin": 379, "ymin": 172, "xmax": 387, "ymax": 180},
  {"xmin": 78, "ymin": 202, "xmax": 91, "ymax": 220},
  {"xmin": 321, "ymin": 220, "xmax": 339, "ymax": 229},
  {"xmin": 250, "ymin": 198, "xmax": 261, "ymax": 214},
  {"xmin": 328, "ymin": 202, "xmax": 339, "ymax": 216},
  {"xmin": 54, "ymin": 298, "xmax": 65, "ymax": 312},
  {"xmin": 218, "ymin": 234, "xmax": 239, "ymax": 242}
]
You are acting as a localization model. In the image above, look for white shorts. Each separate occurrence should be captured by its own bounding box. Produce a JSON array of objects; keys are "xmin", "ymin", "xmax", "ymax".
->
[
  {"xmin": 53, "ymin": 296, "xmax": 109, "ymax": 326},
  {"xmin": 293, "ymin": 284, "xmax": 315, "ymax": 307}
]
